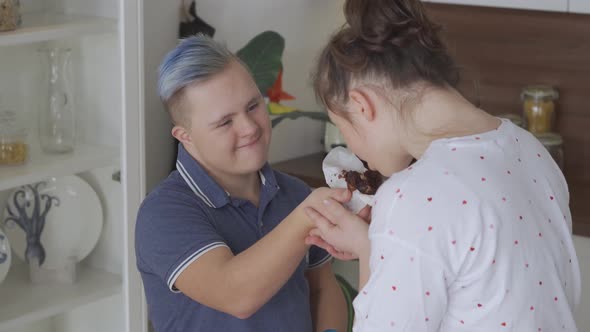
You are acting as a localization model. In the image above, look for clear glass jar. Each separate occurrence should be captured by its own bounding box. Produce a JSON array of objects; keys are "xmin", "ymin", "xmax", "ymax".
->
[
  {"xmin": 0, "ymin": 110, "xmax": 27, "ymax": 165},
  {"xmin": 0, "ymin": 0, "xmax": 21, "ymax": 32},
  {"xmin": 536, "ymin": 132, "xmax": 564, "ymax": 170},
  {"xmin": 38, "ymin": 47, "xmax": 75, "ymax": 154},
  {"xmin": 521, "ymin": 85, "xmax": 559, "ymax": 134}
]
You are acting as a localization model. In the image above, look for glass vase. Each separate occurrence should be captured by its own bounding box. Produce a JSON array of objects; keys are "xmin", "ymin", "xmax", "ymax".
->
[{"xmin": 38, "ymin": 48, "xmax": 75, "ymax": 154}]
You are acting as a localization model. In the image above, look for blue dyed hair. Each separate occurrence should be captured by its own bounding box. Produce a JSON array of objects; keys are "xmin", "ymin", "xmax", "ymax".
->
[{"xmin": 158, "ymin": 34, "xmax": 235, "ymax": 125}]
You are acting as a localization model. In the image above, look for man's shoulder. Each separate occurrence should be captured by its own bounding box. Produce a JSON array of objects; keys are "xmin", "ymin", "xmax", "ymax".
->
[{"xmin": 138, "ymin": 171, "xmax": 207, "ymax": 219}]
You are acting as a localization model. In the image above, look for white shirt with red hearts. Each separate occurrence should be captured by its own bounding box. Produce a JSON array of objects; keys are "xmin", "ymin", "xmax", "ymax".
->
[{"xmin": 353, "ymin": 119, "xmax": 581, "ymax": 332}]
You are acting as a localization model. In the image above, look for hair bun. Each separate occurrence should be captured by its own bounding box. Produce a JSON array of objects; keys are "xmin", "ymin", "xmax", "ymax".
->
[{"xmin": 344, "ymin": 0, "xmax": 441, "ymax": 53}]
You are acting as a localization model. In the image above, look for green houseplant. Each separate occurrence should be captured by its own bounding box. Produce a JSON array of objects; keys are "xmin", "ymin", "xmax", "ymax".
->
[{"xmin": 236, "ymin": 31, "xmax": 330, "ymax": 128}]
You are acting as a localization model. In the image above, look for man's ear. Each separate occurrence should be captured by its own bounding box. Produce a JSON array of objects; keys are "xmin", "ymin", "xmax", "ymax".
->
[
  {"xmin": 349, "ymin": 88, "xmax": 376, "ymax": 122},
  {"xmin": 171, "ymin": 125, "xmax": 192, "ymax": 145}
]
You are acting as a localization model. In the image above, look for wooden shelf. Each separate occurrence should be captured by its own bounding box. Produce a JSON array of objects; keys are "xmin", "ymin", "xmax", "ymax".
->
[
  {"xmin": 0, "ymin": 143, "xmax": 119, "ymax": 191},
  {"xmin": 0, "ymin": 263, "xmax": 121, "ymax": 331},
  {"xmin": 272, "ymin": 152, "xmax": 327, "ymax": 188},
  {"xmin": 0, "ymin": 12, "xmax": 116, "ymax": 46}
]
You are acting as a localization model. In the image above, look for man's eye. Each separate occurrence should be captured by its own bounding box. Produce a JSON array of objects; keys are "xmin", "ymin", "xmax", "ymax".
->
[
  {"xmin": 248, "ymin": 103, "xmax": 259, "ymax": 112},
  {"xmin": 219, "ymin": 120, "xmax": 232, "ymax": 127}
]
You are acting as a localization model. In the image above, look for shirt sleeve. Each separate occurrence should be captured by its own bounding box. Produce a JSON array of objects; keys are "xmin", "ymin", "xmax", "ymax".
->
[
  {"xmin": 135, "ymin": 192, "xmax": 228, "ymax": 293},
  {"xmin": 353, "ymin": 235, "xmax": 449, "ymax": 332},
  {"xmin": 307, "ymin": 244, "xmax": 332, "ymax": 269}
]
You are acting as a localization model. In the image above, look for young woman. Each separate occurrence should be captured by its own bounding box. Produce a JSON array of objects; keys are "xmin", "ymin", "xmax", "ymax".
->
[{"xmin": 305, "ymin": 0, "xmax": 581, "ymax": 331}]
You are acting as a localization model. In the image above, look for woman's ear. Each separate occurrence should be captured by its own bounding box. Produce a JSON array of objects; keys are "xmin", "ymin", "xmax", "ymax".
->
[
  {"xmin": 349, "ymin": 88, "xmax": 376, "ymax": 122},
  {"xmin": 171, "ymin": 125, "xmax": 192, "ymax": 145}
]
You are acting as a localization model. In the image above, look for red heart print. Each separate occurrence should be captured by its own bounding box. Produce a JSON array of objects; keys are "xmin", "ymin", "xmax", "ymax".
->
[
  {"xmin": 463, "ymin": 200, "xmax": 468, "ymax": 205},
  {"xmin": 452, "ymin": 240, "xmax": 456, "ymax": 245},
  {"xmin": 470, "ymin": 247, "xmax": 475, "ymax": 251},
  {"xmin": 425, "ymin": 291, "xmax": 430, "ymax": 296},
  {"xmin": 550, "ymin": 196, "xmax": 554, "ymax": 200},
  {"xmin": 428, "ymin": 226, "xmax": 433, "ymax": 231},
  {"xmin": 501, "ymin": 322, "xmax": 507, "ymax": 327},
  {"xmin": 530, "ymin": 306, "xmax": 534, "ymax": 311},
  {"xmin": 477, "ymin": 303, "xmax": 482, "ymax": 308},
  {"xmin": 481, "ymin": 177, "xmax": 486, "ymax": 181},
  {"xmin": 392, "ymin": 286, "xmax": 397, "ymax": 291},
  {"xmin": 427, "ymin": 197, "xmax": 432, "ymax": 202},
  {"xmin": 480, "ymin": 156, "xmax": 485, "ymax": 160}
]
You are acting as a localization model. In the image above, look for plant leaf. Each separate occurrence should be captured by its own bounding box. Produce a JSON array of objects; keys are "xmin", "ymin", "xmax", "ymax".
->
[{"xmin": 237, "ymin": 31, "xmax": 285, "ymax": 95}]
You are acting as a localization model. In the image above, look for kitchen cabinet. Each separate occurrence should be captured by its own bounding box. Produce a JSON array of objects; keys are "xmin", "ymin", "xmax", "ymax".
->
[
  {"xmin": 423, "ymin": 0, "xmax": 568, "ymax": 12},
  {"xmin": 0, "ymin": 0, "xmax": 145, "ymax": 331},
  {"xmin": 569, "ymin": 0, "xmax": 590, "ymax": 14}
]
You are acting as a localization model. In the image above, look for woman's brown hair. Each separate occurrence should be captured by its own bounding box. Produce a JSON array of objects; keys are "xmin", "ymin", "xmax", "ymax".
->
[{"xmin": 313, "ymin": 0, "xmax": 459, "ymax": 112}]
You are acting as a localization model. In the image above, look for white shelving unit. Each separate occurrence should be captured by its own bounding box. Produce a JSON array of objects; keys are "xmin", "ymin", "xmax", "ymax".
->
[
  {"xmin": 0, "ymin": 263, "xmax": 121, "ymax": 332},
  {"xmin": 0, "ymin": 12, "xmax": 116, "ymax": 47},
  {"xmin": 0, "ymin": 0, "xmax": 145, "ymax": 331},
  {"xmin": 0, "ymin": 142, "xmax": 118, "ymax": 191}
]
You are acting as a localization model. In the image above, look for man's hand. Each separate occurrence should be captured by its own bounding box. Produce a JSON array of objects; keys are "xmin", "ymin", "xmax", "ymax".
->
[{"xmin": 305, "ymin": 202, "xmax": 371, "ymax": 261}]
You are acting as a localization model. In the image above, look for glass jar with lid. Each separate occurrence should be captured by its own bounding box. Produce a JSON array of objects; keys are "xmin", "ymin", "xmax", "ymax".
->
[
  {"xmin": 521, "ymin": 85, "xmax": 559, "ymax": 134},
  {"xmin": 536, "ymin": 132, "xmax": 564, "ymax": 171}
]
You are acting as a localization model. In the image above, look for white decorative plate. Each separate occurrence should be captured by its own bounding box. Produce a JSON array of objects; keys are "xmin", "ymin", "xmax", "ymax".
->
[
  {"xmin": 0, "ymin": 227, "xmax": 11, "ymax": 284},
  {"xmin": 3, "ymin": 175, "xmax": 103, "ymax": 270}
]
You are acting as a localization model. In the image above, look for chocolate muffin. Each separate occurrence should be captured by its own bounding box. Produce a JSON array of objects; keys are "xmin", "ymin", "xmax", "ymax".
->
[{"xmin": 341, "ymin": 169, "xmax": 383, "ymax": 195}]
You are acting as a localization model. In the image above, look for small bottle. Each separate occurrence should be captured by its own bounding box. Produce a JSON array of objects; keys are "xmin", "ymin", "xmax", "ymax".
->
[
  {"xmin": 521, "ymin": 85, "xmax": 559, "ymax": 134},
  {"xmin": 536, "ymin": 132, "xmax": 564, "ymax": 171},
  {"xmin": 0, "ymin": 109, "xmax": 27, "ymax": 165}
]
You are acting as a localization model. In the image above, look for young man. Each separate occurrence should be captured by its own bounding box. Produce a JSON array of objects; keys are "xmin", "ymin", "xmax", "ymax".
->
[{"xmin": 135, "ymin": 35, "xmax": 348, "ymax": 331}]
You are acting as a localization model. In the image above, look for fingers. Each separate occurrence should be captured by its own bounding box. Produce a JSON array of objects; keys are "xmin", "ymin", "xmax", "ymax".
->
[
  {"xmin": 317, "ymin": 198, "xmax": 353, "ymax": 226},
  {"xmin": 304, "ymin": 207, "xmax": 336, "ymax": 234},
  {"xmin": 333, "ymin": 188, "xmax": 352, "ymax": 203},
  {"xmin": 357, "ymin": 205, "xmax": 372, "ymax": 223}
]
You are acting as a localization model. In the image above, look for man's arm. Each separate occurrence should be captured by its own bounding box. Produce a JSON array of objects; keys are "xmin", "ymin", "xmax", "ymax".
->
[
  {"xmin": 306, "ymin": 262, "xmax": 348, "ymax": 332},
  {"xmin": 174, "ymin": 188, "xmax": 350, "ymax": 319}
]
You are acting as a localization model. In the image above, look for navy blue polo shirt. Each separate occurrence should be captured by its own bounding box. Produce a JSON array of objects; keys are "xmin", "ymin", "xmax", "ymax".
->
[{"xmin": 135, "ymin": 144, "xmax": 331, "ymax": 332}]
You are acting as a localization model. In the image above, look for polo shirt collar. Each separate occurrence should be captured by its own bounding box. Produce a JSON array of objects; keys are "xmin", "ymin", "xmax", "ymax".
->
[{"xmin": 175, "ymin": 143, "xmax": 278, "ymax": 208}]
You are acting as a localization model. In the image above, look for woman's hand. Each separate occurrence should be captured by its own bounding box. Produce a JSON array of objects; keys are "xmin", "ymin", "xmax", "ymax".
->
[
  {"xmin": 304, "ymin": 201, "xmax": 371, "ymax": 260},
  {"xmin": 297, "ymin": 188, "xmax": 352, "ymax": 230}
]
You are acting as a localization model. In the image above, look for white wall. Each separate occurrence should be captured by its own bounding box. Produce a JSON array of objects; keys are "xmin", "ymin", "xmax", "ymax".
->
[
  {"xmin": 143, "ymin": 2, "xmax": 179, "ymax": 192},
  {"xmin": 196, "ymin": 0, "xmax": 346, "ymax": 163}
]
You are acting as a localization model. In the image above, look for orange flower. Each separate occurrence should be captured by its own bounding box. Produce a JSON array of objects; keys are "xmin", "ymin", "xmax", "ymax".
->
[{"xmin": 266, "ymin": 69, "xmax": 295, "ymax": 103}]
